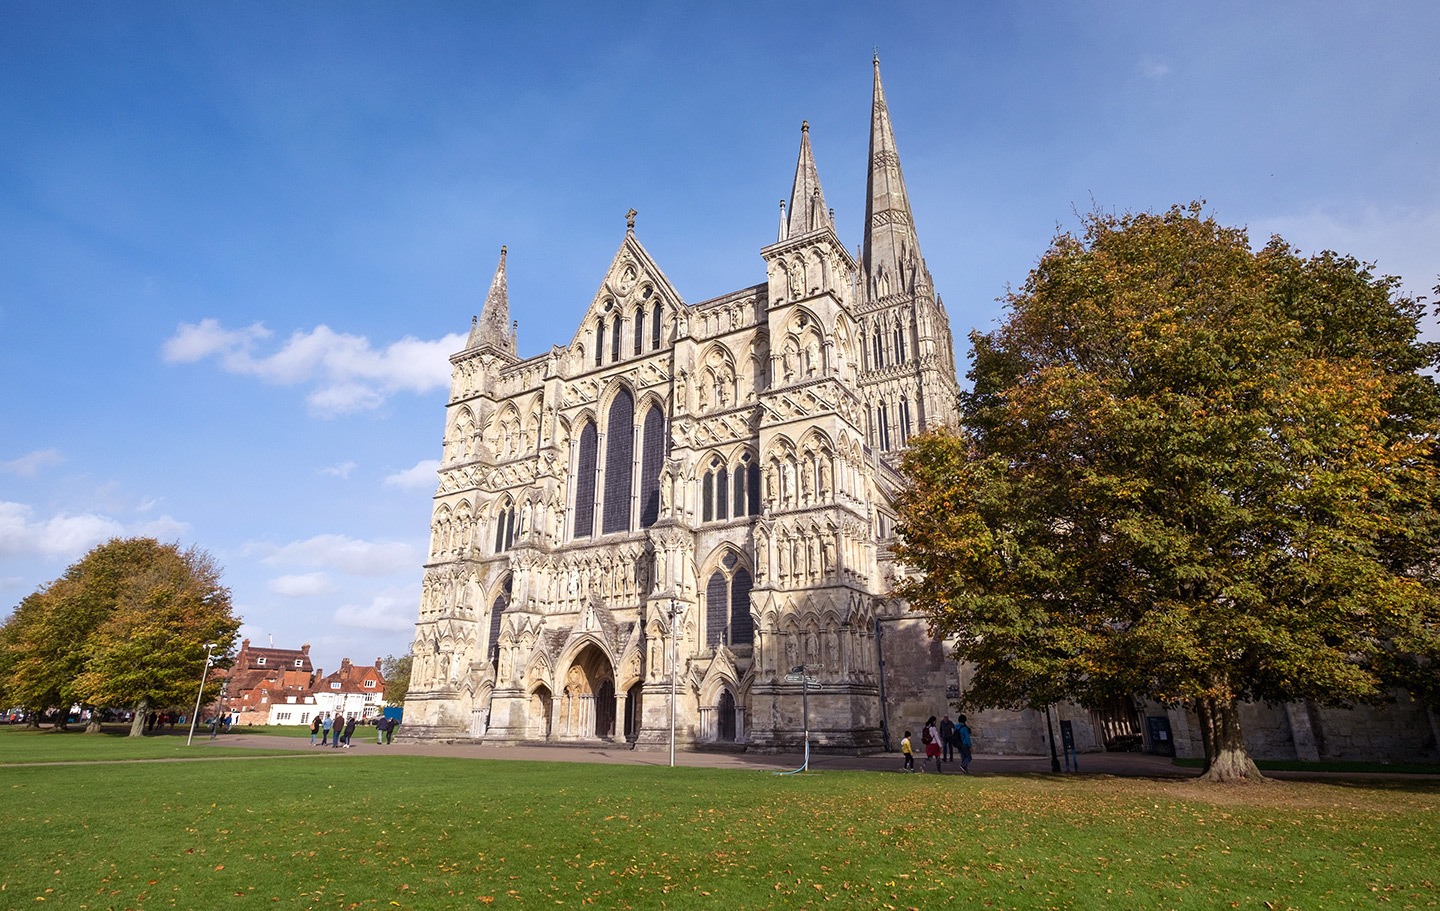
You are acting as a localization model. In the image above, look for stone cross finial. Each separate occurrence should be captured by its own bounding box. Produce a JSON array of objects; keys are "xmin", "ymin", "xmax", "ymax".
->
[{"xmin": 626, "ymin": 208, "xmax": 637, "ymax": 231}]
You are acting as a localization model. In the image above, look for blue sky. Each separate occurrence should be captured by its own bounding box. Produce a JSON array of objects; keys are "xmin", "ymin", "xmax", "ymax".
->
[{"xmin": 3, "ymin": 2, "xmax": 1438, "ymax": 677}]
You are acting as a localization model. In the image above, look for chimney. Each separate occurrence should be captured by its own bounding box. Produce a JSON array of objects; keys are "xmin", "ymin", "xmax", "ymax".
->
[
  {"xmin": 375, "ymin": 658, "xmax": 383, "ymax": 669},
  {"xmin": 301, "ymin": 643, "xmax": 310, "ymax": 654}
]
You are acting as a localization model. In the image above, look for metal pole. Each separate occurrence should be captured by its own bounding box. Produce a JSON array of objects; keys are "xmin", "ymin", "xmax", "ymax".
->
[
  {"xmin": 801, "ymin": 672, "xmax": 810, "ymax": 773},
  {"xmin": 1044, "ymin": 703, "xmax": 1062, "ymax": 773},
  {"xmin": 669, "ymin": 600, "xmax": 678, "ymax": 768},
  {"xmin": 186, "ymin": 643, "xmax": 215, "ymax": 746}
]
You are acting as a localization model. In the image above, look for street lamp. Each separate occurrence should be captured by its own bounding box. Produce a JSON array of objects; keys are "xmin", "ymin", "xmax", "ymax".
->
[
  {"xmin": 1044, "ymin": 703, "xmax": 1063, "ymax": 773},
  {"xmin": 186, "ymin": 643, "xmax": 216, "ymax": 746},
  {"xmin": 780, "ymin": 665, "xmax": 818, "ymax": 774},
  {"xmin": 666, "ymin": 599, "xmax": 685, "ymax": 768}
]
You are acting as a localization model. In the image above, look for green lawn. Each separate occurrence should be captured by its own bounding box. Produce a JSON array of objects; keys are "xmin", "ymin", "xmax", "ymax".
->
[
  {"xmin": 4, "ymin": 731, "xmax": 1437, "ymax": 910},
  {"xmin": 0, "ymin": 724, "xmax": 311, "ymax": 763}
]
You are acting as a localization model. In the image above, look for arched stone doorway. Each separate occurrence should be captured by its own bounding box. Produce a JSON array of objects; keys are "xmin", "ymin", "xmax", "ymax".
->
[
  {"xmin": 560, "ymin": 643, "xmax": 616, "ymax": 740},
  {"xmin": 530, "ymin": 685, "xmax": 553, "ymax": 739},
  {"xmin": 717, "ymin": 688, "xmax": 737, "ymax": 742},
  {"xmin": 623, "ymin": 682, "xmax": 643, "ymax": 742}
]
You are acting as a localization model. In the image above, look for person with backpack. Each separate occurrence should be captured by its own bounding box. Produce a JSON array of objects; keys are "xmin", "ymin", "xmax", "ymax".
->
[
  {"xmin": 921, "ymin": 716, "xmax": 942, "ymax": 772},
  {"xmin": 309, "ymin": 714, "xmax": 322, "ymax": 745},
  {"xmin": 955, "ymin": 714, "xmax": 974, "ymax": 773}
]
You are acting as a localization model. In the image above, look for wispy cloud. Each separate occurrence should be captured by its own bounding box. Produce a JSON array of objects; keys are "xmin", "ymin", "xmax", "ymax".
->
[
  {"xmin": 2, "ymin": 449, "xmax": 65, "ymax": 477},
  {"xmin": 0, "ymin": 501, "xmax": 187, "ymax": 560},
  {"xmin": 1139, "ymin": 55, "xmax": 1171, "ymax": 79},
  {"xmin": 268, "ymin": 572, "xmax": 336, "ymax": 597},
  {"xmin": 250, "ymin": 533, "xmax": 417, "ymax": 577},
  {"xmin": 320, "ymin": 461, "xmax": 358, "ymax": 479},
  {"xmin": 383, "ymin": 459, "xmax": 440, "ymax": 491},
  {"xmin": 162, "ymin": 319, "xmax": 466, "ymax": 417},
  {"xmin": 333, "ymin": 585, "xmax": 419, "ymax": 632}
]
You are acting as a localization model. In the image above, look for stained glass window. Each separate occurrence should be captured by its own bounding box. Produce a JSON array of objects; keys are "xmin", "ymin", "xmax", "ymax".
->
[
  {"xmin": 639, "ymin": 407, "xmax": 665, "ymax": 528},
  {"xmin": 574, "ymin": 423, "xmax": 597, "ymax": 538},
  {"xmin": 601, "ymin": 389, "xmax": 634, "ymax": 533}
]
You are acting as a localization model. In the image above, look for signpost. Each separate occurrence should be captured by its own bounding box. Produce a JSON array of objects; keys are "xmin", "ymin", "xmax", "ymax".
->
[
  {"xmin": 666, "ymin": 600, "xmax": 686, "ymax": 768},
  {"xmin": 777, "ymin": 665, "xmax": 819, "ymax": 775}
]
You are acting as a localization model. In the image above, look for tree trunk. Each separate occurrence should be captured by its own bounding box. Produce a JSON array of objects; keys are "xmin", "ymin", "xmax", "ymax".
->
[
  {"xmin": 84, "ymin": 711, "xmax": 103, "ymax": 734},
  {"xmin": 128, "ymin": 699, "xmax": 148, "ymax": 738},
  {"xmin": 1198, "ymin": 696, "xmax": 1264, "ymax": 782}
]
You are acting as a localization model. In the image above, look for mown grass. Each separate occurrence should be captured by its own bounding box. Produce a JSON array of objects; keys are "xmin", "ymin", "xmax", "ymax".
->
[
  {"xmin": 3, "ymin": 735, "xmax": 1437, "ymax": 911},
  {"xmin": 0, "ymin": 724, "xmax": 310, "ymax": 764},
  {"xmin": 1173, "ymin": 756, "xmax": 1440, "ymax": 775}
]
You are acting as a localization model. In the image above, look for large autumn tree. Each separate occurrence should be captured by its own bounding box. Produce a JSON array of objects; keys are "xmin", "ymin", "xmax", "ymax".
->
[
  {"xmin": 0, "ymin": 538, "xmax": 240, "ymax": 736},
  {"xmin": 894, "ymin": 204, "xmax": 1440, "ymax": 782}
]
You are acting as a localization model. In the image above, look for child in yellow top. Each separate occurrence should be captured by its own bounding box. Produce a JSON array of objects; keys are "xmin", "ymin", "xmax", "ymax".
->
[{"xmin": 900, "ymin": 730, "xmax": 915, "ymax": 772}]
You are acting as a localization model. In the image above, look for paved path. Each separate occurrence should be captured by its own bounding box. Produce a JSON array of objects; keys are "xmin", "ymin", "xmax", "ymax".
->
[{"xmin": 204, "ymin": 732, "xmax": 1201, "ymax": 778}]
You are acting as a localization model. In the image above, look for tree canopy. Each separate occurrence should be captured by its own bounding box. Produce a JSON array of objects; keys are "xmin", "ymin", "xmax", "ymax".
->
[
  {"xmin": 380, "ymin": 653, "xmax": 412, "ymax": 706},
  {"xmin": 0, "ymin": 538, "xmax": 240, "ymax": 736},
  {"xmin": 894, "ymin": 204, "xmax": 1440, "ymax": 781}
]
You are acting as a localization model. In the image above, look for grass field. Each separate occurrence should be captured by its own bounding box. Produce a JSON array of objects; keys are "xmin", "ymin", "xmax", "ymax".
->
[{"xmin": 3, "ymin": 727, "xmax": 1437, "ymax": 910}]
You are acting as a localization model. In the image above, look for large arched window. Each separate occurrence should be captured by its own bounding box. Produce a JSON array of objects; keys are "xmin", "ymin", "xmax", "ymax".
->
[
  {"xmin": 573, "ymin": 422, "xmax": 597, "ymax": 539},
  {"xmin": 488, "ymin": 575, "xmax": 512, "ymax": 665},
  {"xmin": 602, "ymin": 389, "xmax": 635, "ymax": 534},
  {"xmin": 704, "ymin": 551, "xmax": 753, "ymax": 647},
  {"xmin": 639, "ymin": 406, "xmax": 666, "ymax": 528}
]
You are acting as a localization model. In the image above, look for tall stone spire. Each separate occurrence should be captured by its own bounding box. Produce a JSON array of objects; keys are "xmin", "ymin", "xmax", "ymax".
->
[
  {"xmin": 786, "ymin": 121, "xmax": 830, "ymax": 237},
  {"xmin": 862, "ymin": 56, "xmax": 927, "ymax": 299},
  {"xmin": 469, "ymin": 245, "xmax": 516, "ymax": 357}
]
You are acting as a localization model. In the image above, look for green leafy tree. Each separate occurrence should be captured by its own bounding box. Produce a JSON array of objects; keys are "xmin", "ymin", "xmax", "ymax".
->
[
  {"xmin": 895, "ymin": 205, "xmax": 1440, "ymax": 782},
  {"xmin": 2, "ymin": 538, "xmax": 240, "ymax": 736},
  {"xmin": 381, "ymin": 653, "xmax": 412, "ymax": 706}
]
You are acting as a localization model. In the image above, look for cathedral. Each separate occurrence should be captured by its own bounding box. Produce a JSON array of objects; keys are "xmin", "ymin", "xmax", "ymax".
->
[
  {"xmin": 402, "ymin": 59, "xmax": 968, "ymax": 752},
  {"xmin": 401, "ymin": 60, "xmax": 1438, "ymax": 763}
]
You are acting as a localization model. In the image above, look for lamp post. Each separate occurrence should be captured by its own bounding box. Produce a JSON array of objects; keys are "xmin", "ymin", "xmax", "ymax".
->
[
  {"xmin": 667, "ymin": 599, "xmax": 685, "ymax": 768},
  {"xmin": 1044, "ymin": 703, "xmax": 1063, "ymax": 773},
  {"xmin": 781, "ymin": 665, "xmax": 817, "ymax": 774},
  {"xmin": 186, "ymin": 643, "xmax": 216, "ymax": 746}
]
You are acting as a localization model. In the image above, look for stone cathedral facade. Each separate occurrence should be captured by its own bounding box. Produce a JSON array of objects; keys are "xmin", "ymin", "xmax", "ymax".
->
[{"xmin": 402, "ymin": 60, "xmax": 968, "ymax": 751}]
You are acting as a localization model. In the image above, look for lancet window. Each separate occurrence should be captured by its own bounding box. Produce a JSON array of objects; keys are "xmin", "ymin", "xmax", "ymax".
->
[
  {"xmin": 601, "ymin": 389, "xmax": 635, "ymax": 534},
  {"xmin": 573, "ymin": 422, "xmax": 597, "ymax": 539},
  {"xmin": 493, "ymin": 500, "xmax": 517, "ymax": 553},
  {"xmin": 487, "ymin": 575, "xmax": 512, "ymax": 665},
  {"xmin": 704, "ymin": 551, "xmax": 753, "ymax": 647},
  {"xmin": 639, "ymin": 406, "xmax": 666, "ymax": 528}
]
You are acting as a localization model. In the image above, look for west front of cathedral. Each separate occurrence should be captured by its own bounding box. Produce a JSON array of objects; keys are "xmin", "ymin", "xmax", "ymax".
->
[
  {"xmin": 403, "ymin": 60, "xmax": 961, "ymax": 752},
  {"xmin": 402, "ymin": 61, "xmax": 1439, "ymax": 763}
]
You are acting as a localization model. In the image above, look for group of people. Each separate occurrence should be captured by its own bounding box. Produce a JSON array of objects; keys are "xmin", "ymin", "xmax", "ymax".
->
[
  {"xmin": 308, "ymin": 712, "xmax": 399, "ymax": 748},
  {"xmin": 900, "ymin": 713, "xmax": 972, "ymax": 773}
]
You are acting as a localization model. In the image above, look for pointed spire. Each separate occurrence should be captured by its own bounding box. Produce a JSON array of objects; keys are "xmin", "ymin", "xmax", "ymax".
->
[
  {"xmin": 470, "ymin": 245, "xmax": 516, "ymax": 357},
  {"xmin": 863, "ymin": 56, "xmax": 926, "ymax": 299},
  {"xmin": 786, "ymin": 121, "xmax": 830, "ymax": 238},
  {"xmin": 777, "ymin": 199, "xmax": 789, "ymax": 242}
]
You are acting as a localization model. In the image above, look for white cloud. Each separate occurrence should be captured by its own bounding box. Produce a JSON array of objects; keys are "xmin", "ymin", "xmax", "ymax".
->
[
  {"xmin": 131, "ymin": 515, "xmax": 192, "ymax": 540},
  {"xmin": 0, "ymin": 501, "xmax": 124, "ymax": 558},
  {"xmin": 320, "ymin": 461, "xmax": 358, "ymax": 479},
  {"xmin": 383, "ymin": 459, "xmax": 440, "ymax": 491},
  {"xmin": 1139, "ymin": 55, "xmax": 1171, "ymax": 79},
  {"xmin": 2, "ymin": 449, "xmax": 65, "ymax": 477},
  {"xmin": 268, "ymin": 572, "xmax": 336, "ymax": 597},
  {"xmin": 332, "ymin": 585, "xmax": 419, "ymax": 632},
  {"xmin": 255, "ymin": 533, "xmax": 417, "ymax": 577},
  {"xmin": 1254, "ymin": 204, "xmax": 1440, "ymax": 304},
  {"xmin": 162, "ymin": 319, "xmax": 466, "ymax": 416}
]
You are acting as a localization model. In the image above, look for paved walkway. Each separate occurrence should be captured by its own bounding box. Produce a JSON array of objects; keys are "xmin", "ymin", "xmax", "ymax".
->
[{"xmin": 204, "ymin": 732, "xmax": 1199, "ymax": 778}]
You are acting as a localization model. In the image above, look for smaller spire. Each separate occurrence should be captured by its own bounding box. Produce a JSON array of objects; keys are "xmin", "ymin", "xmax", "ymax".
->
[
  {"xmin": 777, "ymin": 199, "xmax": 788, "ymax": 242},
  {"xmin": 469, "ymin": 245, "xmax": 516, "ymax": 357},
  {"xmin": 786, "ymin": 120, "xmax": 830, "ymax": 238}
]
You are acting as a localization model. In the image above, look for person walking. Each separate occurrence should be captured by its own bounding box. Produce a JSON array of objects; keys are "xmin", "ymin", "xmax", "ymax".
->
[
  {"xmin": 341, "ymin": 715, "xmax": 357, "ymax": 748},
  {"xmin": 320, "ymin": 713, "xmax": 333, "ymax": 746},
  {"xmin": 332, "ymin": 714, "xmax": 344, "ymax": 748},
  {"xmin": 385, "ymin": 717, "xmax": 397, "ymax": 744},
  {"xmin": 310, "ymin": 715, "xmax": 322, "ymax": 746},
  {"xmin": 939, "ymin": 715, "xmax": 955, "ymax": 763},
  {"xmin": 922, "ymin": 716, "xmax": 942, "ymax": 772},
  {"xmin": 900, "ymin": 730, "xmax": 915, "ymax": 772},
  {"xmin": 956, "ymin": 714, "xmax": 974, "ymax": 773},
  {"xmin": 376, "ymin": 717, "xmax": 386, "ymax": 745}
]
